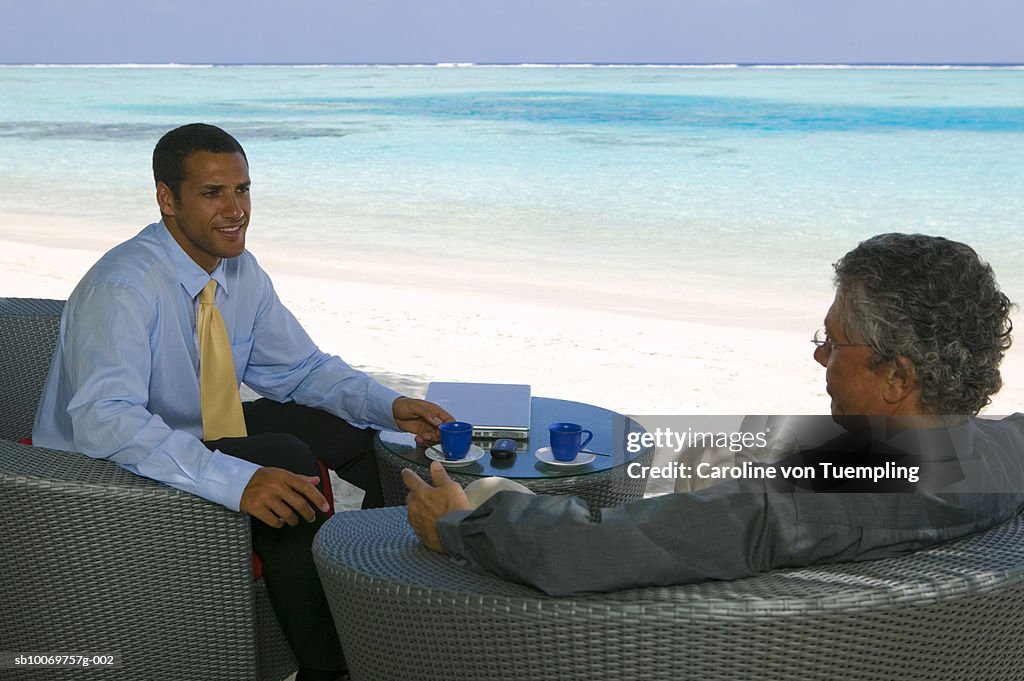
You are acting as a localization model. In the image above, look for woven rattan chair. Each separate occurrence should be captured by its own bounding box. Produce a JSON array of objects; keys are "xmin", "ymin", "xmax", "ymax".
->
[
  {"xmin": 0, "ymin": 297, "xmax": 297, "ymax": 680},
  {"xmin": 314, "ymin": 499, "xmax": 1024, "ymax": 680}
]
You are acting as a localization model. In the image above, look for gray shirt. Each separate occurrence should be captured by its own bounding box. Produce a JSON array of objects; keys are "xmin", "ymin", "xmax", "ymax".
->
[{"xmin": 438, "ymin": 415, "xmax": 1024, "ymax": 596}]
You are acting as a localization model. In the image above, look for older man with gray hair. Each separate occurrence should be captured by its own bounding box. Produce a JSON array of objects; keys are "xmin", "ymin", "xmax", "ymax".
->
[
  {"xmin": 820, "ymin": 232, "xmax": 1011, "ymax": 424},
  {"xmin": 404, "ymin": 233, "xmax": 1024, "ymax": 596}
]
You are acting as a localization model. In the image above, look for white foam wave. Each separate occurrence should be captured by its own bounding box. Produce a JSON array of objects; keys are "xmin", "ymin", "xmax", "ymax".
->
[
  {"xmin": 1, "ymin": 62, "xmax": 1021, "ymax": 71},
  {"xmin": 4, "ymin": 63, "xmax": 214, "ymax": 69}
]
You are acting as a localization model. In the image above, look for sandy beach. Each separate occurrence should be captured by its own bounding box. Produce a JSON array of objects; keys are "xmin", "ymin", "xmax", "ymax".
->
[{"xmin": 3, "ymin": 213, "xmax": 1022, "ymax": 419}]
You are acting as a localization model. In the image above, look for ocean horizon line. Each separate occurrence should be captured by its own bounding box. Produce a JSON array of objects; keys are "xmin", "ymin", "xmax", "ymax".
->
[{"xmin": 2, "ymin": 62, "xmax": 1023, "ymax": 70}]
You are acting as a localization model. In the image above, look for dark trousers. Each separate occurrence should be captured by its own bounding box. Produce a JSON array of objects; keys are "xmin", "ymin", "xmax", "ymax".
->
[{"xmin": 205, "ymin": 399, "xmax": 384, "ymax": 674}]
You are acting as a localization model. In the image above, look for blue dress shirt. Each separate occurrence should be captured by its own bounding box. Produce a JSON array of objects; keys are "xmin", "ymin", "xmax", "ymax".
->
[{"xmin": 33, "ymin": 222, "xmax": 400, "ymax": 511}]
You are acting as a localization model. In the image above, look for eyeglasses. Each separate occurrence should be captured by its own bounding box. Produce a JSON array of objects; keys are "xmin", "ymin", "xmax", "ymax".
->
[{"xmin": 811, "ymin": 328, "xmax": 870, "ymax": 352}]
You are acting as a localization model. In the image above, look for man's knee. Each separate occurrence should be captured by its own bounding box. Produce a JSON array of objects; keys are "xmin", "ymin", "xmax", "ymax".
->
[
  {"xmin": 256, "ymin": 432, "xmax": 319, "ymax": 478},
  {"xmin": 216, "ymin": 431, "xmax": 321, "ymax": 479},
  {"xmin": 243, "ymin": 399, "xmax": 376, "ymax": 462}
]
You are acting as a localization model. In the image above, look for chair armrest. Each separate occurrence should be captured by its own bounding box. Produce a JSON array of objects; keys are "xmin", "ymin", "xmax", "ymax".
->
[
  {"xmin": 0, "ymin": 438, "xmax": 262, "ymax": 678},
  {"xmin": 314, "ymin": 506, "xmax": 1024, "ymax": 681},
  {"xmin": 0, "ymin": 297, "xmax": 64, "ymax": 441}
]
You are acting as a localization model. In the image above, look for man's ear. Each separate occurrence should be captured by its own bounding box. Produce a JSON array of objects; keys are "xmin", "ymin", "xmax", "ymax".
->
[
  {"xmin": 156, "ymin": 181, "xmax": 176, "ymax": 218},
  {"xmin": 881, "ymin": 357, "xmax": 917, "ymax": 405}
]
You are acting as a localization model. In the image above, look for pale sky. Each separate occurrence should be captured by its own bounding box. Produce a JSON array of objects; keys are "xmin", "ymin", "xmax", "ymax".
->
[{"xmin": 1, "ymin": 0, "xmax": 1021, "ymax": 64}]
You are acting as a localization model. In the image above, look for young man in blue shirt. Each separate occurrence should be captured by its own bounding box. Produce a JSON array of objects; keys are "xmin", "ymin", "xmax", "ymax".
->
[{"xmin": 35, "ymin": 123, "xmax": 448, "ymax": 680}]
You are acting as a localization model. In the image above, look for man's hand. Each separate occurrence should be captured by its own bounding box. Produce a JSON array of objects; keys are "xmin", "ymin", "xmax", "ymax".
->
[
  {"xmin": 402, "ymin": 462, "xmax": 472, "ymax": 553},
  {"xmin": 393, "ymin": 396, "xmax": 452, "ymax": 446},
  {"xmin": 240, "ymin": 466, "xmax": 330, "ymax": 528}
]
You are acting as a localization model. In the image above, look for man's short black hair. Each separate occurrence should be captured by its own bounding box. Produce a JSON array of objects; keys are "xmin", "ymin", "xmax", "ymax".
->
[{"xmin": 152, "ymin": 123, "xmax": 247, "ymax": 199}]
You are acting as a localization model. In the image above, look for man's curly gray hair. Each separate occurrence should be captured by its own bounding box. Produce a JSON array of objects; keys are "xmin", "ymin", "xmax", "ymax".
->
[{"xmin": 834, "ymin": 233, "xmax": 1013, "ymax": 416}]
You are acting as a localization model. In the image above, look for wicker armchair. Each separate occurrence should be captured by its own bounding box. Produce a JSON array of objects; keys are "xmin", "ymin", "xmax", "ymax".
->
[
  {"xmin": 0, "ymin": 297, "xmax": 297, "ymax": 680},
  {"xmin": 314, "ymin": 495, "xmax": 1024, "ymax": 680}
]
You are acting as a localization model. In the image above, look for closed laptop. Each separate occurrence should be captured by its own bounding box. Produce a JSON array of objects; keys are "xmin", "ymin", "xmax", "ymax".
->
[{"xmin": 425, "ymin": 382, "xmax": 531, "ymax": 442}]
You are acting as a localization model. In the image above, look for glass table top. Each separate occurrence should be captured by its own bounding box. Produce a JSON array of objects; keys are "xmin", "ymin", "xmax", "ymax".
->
[{"xmin": 377, "ymin": 396, "xmax": 646, "ymax": 480}]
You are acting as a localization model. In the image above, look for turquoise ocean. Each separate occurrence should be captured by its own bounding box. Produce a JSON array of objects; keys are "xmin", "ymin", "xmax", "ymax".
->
[{"xmin": 1, "ymin": 65, "xmax": 1022, "ymax": 323}]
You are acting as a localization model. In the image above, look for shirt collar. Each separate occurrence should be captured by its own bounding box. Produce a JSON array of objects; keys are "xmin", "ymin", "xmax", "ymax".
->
[{"xmin": 153, "ymin": 221, "xmax": 231, "ymax": 300}]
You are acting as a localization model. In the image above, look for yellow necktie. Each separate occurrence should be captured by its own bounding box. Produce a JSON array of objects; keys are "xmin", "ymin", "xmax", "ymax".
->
[{"xmin": 198, "ymin": 280, "xmax": 247, "ymax": 440}]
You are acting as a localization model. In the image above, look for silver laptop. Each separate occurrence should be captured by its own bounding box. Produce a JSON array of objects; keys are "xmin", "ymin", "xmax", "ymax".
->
[{"xmin": 425, "ymin": 382, "xmax": 532, "ymax": 444}]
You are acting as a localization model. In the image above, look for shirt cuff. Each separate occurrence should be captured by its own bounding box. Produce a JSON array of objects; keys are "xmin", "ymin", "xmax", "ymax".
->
[
  {"xmin": 437, "ymin": 508, "xmax": 474, "ymax": 558},
  {"xmin": 196, "ymin": 450, "xmax": 263, "ymax": 512},
  {"xmin": 366, "ymin": 382, "xmax": 402, "ymax": 430}
]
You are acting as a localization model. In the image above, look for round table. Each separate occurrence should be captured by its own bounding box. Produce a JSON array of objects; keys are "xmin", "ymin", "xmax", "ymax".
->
[{"xmin": 374, "ymin": 396, "xmax": 654, "ymax": 511}]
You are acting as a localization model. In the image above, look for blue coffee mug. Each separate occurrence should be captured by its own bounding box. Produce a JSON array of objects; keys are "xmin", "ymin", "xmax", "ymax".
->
[
  {"xmin": 549, "ymin": 422, "xmax": 594, "ymax": 462},
  {"xmin": 439, "ymin": 421, "xmax": 473, "ymax": 460}
]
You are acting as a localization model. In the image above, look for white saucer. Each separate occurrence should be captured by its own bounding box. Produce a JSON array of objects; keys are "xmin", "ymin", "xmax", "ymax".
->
[
  {"xmin": 534, "ymin": 447, "xmax": 596, "ymax": 467},
  {"xmin": 426, "ymin": 444, "xmax": 485, "ymax": 467}
]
